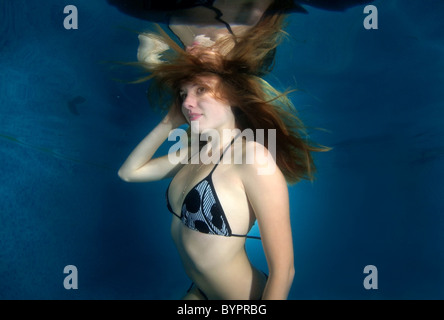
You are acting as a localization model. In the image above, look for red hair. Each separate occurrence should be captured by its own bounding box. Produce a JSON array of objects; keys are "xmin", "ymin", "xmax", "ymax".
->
[{"xmin": 134, "ymin": 13, "xmax": 329, "ymax": 184}]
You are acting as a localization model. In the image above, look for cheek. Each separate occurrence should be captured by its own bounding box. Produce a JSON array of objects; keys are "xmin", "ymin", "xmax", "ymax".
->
[
  {"xmin": 181, "ymin": 105, "xmax": 187, "ymax": 116},
  {"xmin": 201, "ymin": 97, "xmax": 233, "ymax": 123},
  {"xmin": 206, "ymin": 103, "xmax": 226, "ymax": 115},
  {"xmin": 221, "ymin": 104, "xmax": 234, "ymax": 118},
  {"xmin": 211, "ymin": 107, "xmax": 234, "ymax": 127}
]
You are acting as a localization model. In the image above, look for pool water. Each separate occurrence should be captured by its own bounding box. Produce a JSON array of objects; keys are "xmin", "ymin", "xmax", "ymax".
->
[{"xmin": 1, "ymin": 0, "xmax": 443, "ymax": 299}]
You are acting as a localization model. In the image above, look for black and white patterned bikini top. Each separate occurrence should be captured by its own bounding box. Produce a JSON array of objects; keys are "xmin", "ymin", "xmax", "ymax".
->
[{"xmin": 166, "ymin": 136, "xmax": 260, "ymax": 240}]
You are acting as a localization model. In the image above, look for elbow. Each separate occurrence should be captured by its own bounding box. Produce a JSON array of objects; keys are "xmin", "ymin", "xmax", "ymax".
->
[
  {"xmin": 118, "ymin": 168, "xmax": 132, "ymax": 182},
  {"xmin": 277, "ymin": 263, "xmax": 295, "ymax": 287},
  {"xmin": 288, "ymin": 264, "xmax": 295, "ymax": 284},
  {"xmin": 263, "ymin": 264, "xmax": 295, "ymax": 300},
  {"xmin": 269, "ymin": 263, "xmax": 295, "ymax": 285},
  {"xmin": 284, "ymin": 264, "xmax": 295, "ymax": 295}
]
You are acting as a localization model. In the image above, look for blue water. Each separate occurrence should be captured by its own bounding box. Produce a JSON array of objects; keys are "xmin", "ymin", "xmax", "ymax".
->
[{"xmin": 1, "ymin": 0, "xmax": 443, "ymax": 300}]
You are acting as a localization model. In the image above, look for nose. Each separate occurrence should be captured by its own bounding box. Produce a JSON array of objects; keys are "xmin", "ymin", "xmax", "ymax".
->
[{"xmin": 182, "ymin": 93, "xmax": 196, "ymax": 112}]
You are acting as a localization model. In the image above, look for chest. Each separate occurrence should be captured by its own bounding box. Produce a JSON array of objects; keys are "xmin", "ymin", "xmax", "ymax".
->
[{"xmin": 168, "ymin": 163, "xmax": 253, "ymax": 235}]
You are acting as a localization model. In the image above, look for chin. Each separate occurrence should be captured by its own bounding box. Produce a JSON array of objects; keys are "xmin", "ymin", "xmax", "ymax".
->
[{"xmin": 190, "ymin": 119, "xmax": 210, "ymax": 133}]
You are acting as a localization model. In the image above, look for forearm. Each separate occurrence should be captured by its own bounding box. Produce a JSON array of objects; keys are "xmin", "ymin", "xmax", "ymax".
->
[{"xmin": 118, "ymin": 117, "xmax": 174, "ymax": 179}]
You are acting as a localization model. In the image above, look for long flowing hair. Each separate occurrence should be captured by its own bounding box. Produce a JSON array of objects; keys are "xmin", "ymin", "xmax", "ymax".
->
[{"xmin": 133, "ymin": 12, "xmax": 329, "ymax": 184}]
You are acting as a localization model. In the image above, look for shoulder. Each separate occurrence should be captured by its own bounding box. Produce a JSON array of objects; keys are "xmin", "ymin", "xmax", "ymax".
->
[
  {"xmin": 234, "ymin": 139, "xmax": 282, "ymax": 183},
  {"xmin": 233, "ymin": 139, "xmax": 289, "ymax": 213}
]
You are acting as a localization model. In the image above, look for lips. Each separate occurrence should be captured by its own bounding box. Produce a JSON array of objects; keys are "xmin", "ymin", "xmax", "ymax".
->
[{"xmin": 188, "ymin": 113, "xmax": 202, "ymax": 121}]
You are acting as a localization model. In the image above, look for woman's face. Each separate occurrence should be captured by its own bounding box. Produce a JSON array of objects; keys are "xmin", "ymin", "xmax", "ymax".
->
[{"xmin": 179, "ymin": 75, "xmax": 235, "ymax": 133}]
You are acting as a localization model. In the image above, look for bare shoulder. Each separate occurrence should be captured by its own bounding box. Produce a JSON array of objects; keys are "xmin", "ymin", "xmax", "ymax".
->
[
  {"xmin": 234, "ymin": 139, "xmax": 289, "ymax": 215},
  {"xmin": 234, "ymin": 139, "xmax": 282, "ymax": 182}
]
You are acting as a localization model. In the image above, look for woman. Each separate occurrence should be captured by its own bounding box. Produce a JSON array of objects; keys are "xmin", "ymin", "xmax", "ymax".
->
[{"xmin": 118, "ymin": 19, "xmax": 328, "ymax": 298}]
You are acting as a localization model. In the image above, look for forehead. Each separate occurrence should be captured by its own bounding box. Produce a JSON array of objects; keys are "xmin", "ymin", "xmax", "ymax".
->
[{"xmin": 179, "ymin": 74, "xmax": 219, "ymax": 91}]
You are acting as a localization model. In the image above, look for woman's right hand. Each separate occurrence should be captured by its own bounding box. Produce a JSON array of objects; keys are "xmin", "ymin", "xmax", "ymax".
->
[
  {"xmin": 119, "ymin": 104, "xmax": 188, "ymax": 183},
  {"xmin": 163, "ymin": 104, "xmax": 187, "ymax": 128}
]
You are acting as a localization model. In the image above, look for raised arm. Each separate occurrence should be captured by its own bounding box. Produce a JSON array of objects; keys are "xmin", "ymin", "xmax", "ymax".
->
[
  {"xmin": 118, "ymin": 107, "xmax": 187, "ymax": 183},
  {"xmin": 239, "ymin": 141, "xmax": 295, "ymax": 300}
]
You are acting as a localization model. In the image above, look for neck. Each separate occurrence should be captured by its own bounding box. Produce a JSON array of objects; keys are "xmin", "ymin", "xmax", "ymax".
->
[
  {"xmin": 196, "ymin": 125, "xmax": 240, "ymax": 164},
  {"xmin": 202, "ymin": 125, "xmax": 239, "ymax": 149}
]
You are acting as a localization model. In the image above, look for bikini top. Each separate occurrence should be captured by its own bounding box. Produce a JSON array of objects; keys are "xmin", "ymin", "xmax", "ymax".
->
[{"xmin": 166, "ymin": 136, "xmax": 260, "ymax": 240}]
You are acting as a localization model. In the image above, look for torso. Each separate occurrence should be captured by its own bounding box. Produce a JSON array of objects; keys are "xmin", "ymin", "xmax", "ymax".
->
[{"xmin": 167, "ymin": 139, "xmax": 266, "ymax": 299}]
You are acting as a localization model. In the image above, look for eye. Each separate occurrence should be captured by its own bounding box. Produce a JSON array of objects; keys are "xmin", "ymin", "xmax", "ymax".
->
[
  {"xmin": 179, "ymin": 91, "xmax": 187, "ymax": 101},
  {"xmin": 196, "ymin": 86, "xmax": 206, "ymax": 95}
]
